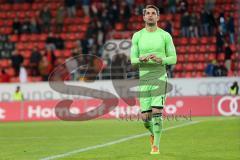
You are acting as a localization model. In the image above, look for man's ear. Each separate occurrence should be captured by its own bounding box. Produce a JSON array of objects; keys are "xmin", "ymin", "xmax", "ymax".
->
[
  {"xmin": 143, "ymin": 15, "xmax": 146, "ymax": 22},
  {"xmin": 157, "ymin": 15, "xmax": 160, "ymax": 21}
]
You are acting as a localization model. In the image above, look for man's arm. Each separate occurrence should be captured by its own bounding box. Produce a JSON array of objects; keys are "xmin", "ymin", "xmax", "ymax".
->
[
  {"xmin": 161, "ymin": 32, "xmax": 177, "ymax": 65},
  {"xmin": 130, "ymin": 32, "xmax": 141, "ymax": 65}
]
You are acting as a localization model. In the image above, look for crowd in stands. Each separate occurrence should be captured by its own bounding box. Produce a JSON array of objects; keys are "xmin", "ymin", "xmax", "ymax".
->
[{"xmin": 0, "ymin": 0, "xmax": 238, "ymax": 82}]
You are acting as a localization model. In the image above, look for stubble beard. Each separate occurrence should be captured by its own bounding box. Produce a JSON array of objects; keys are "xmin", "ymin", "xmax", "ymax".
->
[{"xmin": 147, "ymin": 22, "xmax": 156, "ymax": 27}]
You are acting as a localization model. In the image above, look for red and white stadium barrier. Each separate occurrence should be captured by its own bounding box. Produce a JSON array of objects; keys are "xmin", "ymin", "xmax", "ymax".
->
[{"xmin": 0, "ymin": 96, "xmax": 239, "ymax": 122}]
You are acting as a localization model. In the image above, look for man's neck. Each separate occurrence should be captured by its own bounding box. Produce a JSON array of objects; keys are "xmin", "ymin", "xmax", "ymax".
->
[{"xmin": 145, "ymin": 24, "xmax": 158, "ymax": 32}]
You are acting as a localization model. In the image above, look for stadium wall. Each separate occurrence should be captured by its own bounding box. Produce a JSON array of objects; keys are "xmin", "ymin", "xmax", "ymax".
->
[
  {"xmin": 0, "ymin": 95, "xmax": 239, "ymax": 122},
  {"xmin": 0, "ymin": 77, "xmax": 239, "ymax": 101}
]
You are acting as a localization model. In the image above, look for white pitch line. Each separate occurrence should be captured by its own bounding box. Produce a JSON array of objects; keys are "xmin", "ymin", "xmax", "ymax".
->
[{"xmin": 40, "ymin": 121, "xmax": 200, "ymax": 160}]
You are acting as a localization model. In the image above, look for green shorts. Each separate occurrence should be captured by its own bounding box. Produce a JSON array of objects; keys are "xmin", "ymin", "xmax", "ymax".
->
[{"xmin": 139, "ymin": 77, "xmax": 167, "ymax": 113}]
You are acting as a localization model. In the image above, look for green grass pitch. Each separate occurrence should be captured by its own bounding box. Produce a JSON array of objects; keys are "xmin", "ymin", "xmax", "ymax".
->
[{"xmin": 0, "ymin": 117, "xmax": 239, "ymax": 160}]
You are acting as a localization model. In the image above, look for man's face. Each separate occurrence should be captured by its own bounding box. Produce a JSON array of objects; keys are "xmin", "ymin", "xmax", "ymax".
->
[{"xmin": 143, "ymin": 8, "xmax": 159, "ymax": 25}]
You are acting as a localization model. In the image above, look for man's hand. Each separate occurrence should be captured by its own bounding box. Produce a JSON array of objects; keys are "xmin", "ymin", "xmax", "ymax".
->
[
  {"xmin": 139, "ymin": 56, "xmax": 149, "ymax": 62},
  {"xmin": 149, "ymin": 54, "xmax": 162, "ymax": 64}
]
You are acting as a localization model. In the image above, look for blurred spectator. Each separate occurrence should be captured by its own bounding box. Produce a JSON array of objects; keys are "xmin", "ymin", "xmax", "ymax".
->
[
  {"xmin": 19, "ymin": 64, "xmax": 28, "ymax": 83},
  {"xmin": 55, "ymin": 35, "xmax": 64, "ymax": 50},
  {"xmin": 21, "ymin": 18, "xmax": 31, "ymax": 34},
  {"xmin": 11, "ymin": 50, "xmax": 24, "ymax": 76},
  {"xmin": 126, "ymin": 0, "xmax": 134, "ymax": 8},
  {"xmin": 189, "ymin": 13, "xmax": 199, "ymax": 37},
  {"xmin": 112, "ymin": 53, "xmax": 127, "ymax": 79},
  {"xmin": 200, "ymin": 9, "xmax": 210, "ymax": 36},
  {"xmin": 229, "ymin": 81, "xmax": 239, "ymax": 95},
  {"xmin": 168, "ymin": 0, "xmax": 176, "ymax": 13},
  {"xmin": 178, "ymin": 0, "xmax": 188, "ymax": 13},
  {"xmin": 29, "ymin": 47, "xmax": 42, "ymax": 76},
  {"xmin": 46, "ymin": 32, "xmax": 56, "ymax": 51},
  {"xmin": 224, "ymin": 43, "xmax": 233, "ymax": 71},
  {"xmin": 80, "ymin": 39, "xmax": 89, "ymax": 54},
  {"xmin": 29, "ymin": 18, "xmax": 41, "ymax": 34},
  {"xmin": 82, "ymin": 0, "xmax": 90, "ymax": 16},
  {"xmin": 56, "ymin": 6, "xmax": 65, "ymax": 33},
  {"xmin": 12, "ymin": 86, "xmax": 24, "ymax": 101},
  {"xmin": 39, "ymin": 5, "xmax": 52, "ymax": 32},
  {"xmin": 0, "ymin": 69, "xmax": 10, "ymax": 83},
  {"xmin": 180, "ymin": 12, "xmax": 190, "ymax": 37},
  {"xmin": 208, "ymin": 11, "xmax": 217, "ymax": 36},
  {"xmin": 65, "ymin": 56, "xmax": 80, "ymax": 80},
  {"xmin": 92, "ymin": 56, "xmax": 104, "ymax": 76},
  {"xmin": 45, "ymin": 50, "xmax": 56, "ymax": 70},
  {"xmin": 65, "ymin": 0, "xmax": 76, "ymax": 17},
  {"xmin": 205, "ymin": 60, "xmax": 217, "ymax": 76},
  {"xmin": 120, "ymin": 1, "xmax": 131, "ymax": 25},
  {"xmin": 216, "ymin": 29, "xmax": 225, "ymax": 56},
  {"xmin": 219, "ymin": 16, "xmax": 227, "ymax": 35},
  {"xmin": 204, "ymin": 0, "xmax": 215, "ymax": 11},
  {"xmin": 39, "ymin": 54, "xmax": 50, "ymax": 81},
  {"xmin": 12, "ymin": 18, "xmax": 22, "ymax": 35},
  {"xmin": 165, "ymin": 20, "xmax": 173, "ymax": 35},
  {"xmin": 226, "ymin": 13, "xmax": 235, "ymax": 44},
  {"xmin": 212, "ymin": 62, "xmax": 227, "ymax": 77},
  {"xmin": 102, "ymin": 53, "xmax": 111, "ymax": 67},
  {"xmin": 135, "ymin": 3, "xmax": 144, "ymax": 15},
  {"xmin": 107, "ymin": 1, "xmax": 120, "ymax": 26}
]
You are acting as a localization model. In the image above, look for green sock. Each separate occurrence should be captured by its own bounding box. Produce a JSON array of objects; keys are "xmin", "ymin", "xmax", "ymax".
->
[
  {"xmin": 152, "ymin": 113, "xmax": 163, "ymax": 148},
  {"xmin": 143, "ymin": 120, "xmax": 153, "ymax": 135}
]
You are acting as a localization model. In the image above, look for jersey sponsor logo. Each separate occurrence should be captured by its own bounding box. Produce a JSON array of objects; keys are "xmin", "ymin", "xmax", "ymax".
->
[
  {"xmin": 0, "ymin": 107, "xmax": 6, "ymax": 119},
  {"xmin": 217, "ymin": 96, "xmax": 240, "ymax": 116}
]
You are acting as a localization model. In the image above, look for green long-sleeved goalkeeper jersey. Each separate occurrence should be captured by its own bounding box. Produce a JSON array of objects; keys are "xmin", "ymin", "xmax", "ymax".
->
[{"xmin": 130, "ymin": 27, "xmax": 177, "ymax": 80}]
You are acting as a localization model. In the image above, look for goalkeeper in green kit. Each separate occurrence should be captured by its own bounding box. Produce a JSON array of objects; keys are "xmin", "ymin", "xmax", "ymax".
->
[{"xmin": 130, "ymin": 5, "xmax": 177, "ymax": 154}]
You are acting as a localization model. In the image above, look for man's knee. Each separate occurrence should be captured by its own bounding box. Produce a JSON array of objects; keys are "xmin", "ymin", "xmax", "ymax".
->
[
  {"xmin": 152, "ymin": 107, "xmax": 163, "ymax": 115},
  {"xmin": 141, "ymin": 112, "xmax": 152, "ymax": 122}
]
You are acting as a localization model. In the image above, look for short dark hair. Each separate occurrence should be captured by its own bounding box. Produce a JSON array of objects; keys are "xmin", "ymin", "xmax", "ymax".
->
[{"xmin": 143, "ymin": 5, "xmax": 160, "ymax": 16}]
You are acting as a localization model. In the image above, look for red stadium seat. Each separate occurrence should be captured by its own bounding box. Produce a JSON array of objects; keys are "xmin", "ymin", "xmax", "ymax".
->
[
  {"xmin": 230, "ymin": 44, "xmax": 237, "ymax": 52},
  {"xmin": 185, "ymin": 72, "xmax": 192, "ymax": 78},
  {"xmin": 0, "ymin": 59, "xmax": 11, "ymax": 68},
  {"xmin": 177, "ymin": 46, "xmax": 186, "ymax": 54},
  {"xmin": 190, "ymin": 37, "xmax": 198, "ymax": 45},
  {"xmin": 12, "ymin": 4, "xmax": 21, "ymax": 11},
  {"xmin": 10, "ymin": 77, "xmax": 19, "ymax": 83},
  {"xmin": 174, "ymin": 63, "xmax": 183, "ymax": 71},
  {"xmin": 198, "ymin": 54, "xmax": 205, "ymax": 62},
  {"xmin": 196, "ymin": 63, "xmax": 205, "ymax": 71},
  {"xmin": 21, "ymin": 50, "xmax": 31, "ymax": 58},
  {"xmin": 63, "ymin": 50, "xmax": 72, "ymax": 58},
  {"xmin": 217, "ymin": 53, "xmax": 225, "ymax": 61},
  {"xmin": 115, "ymin": 23, "xmax": 125, "ymax": 31},
  {"xmin": 200, "ymin": 37, "xmax": 208, "ymax": 44},
  {"xmin": 7, "ymin": 68, "xmax": 15, "ymax": 77},
  {"xmin": 9, "ymin": 35, "xmax": 19, "ymax": 42},
  {"xmin": 185, "ymin": 63, "xmax": 194, "ymax": 71},
  {"xmin": 23, "ymin": 59, "xmax": 30, "ymax": 66},
  {"xmin": 196, "ymin": 72, "xmax": 204, "ymax": 77},
  {"xmin": 20, "ymin": 34, "xmax": 29, "ymax": 42},
  {"xmin": 209, "ymin": 45, "xmax": 216, "ymax": 52},
  {"xmin": 54, "ymin": 50, "xmax": 63, "ymax": 57},
  {"xmin": 188, "ymin": 45, "xmax": 197, "ymax": 53},
  {"xmin": 187, "ymin": 54, "xmax": 195, "ymax": 62},
  {"xmin": 83, "ymin": 16, "xmax": 91, "ymax": 24},
  {"xmin": 179, "ymin": 37, "xmax": 188, "ymax": 45},
  {"xmin": 173, "ymin": 30, "xmax": 180, "ymax": 37},
  {"xmin": 177, "ymin": 55, "xmax": 184, "ymax": 62},
  {"xmin": 207, "ymin": 53, "xmax": 216, "ymax": 61},
  {"xmin": 199, "ymin": 45, "xmax": 207, "ymax": 53}
]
